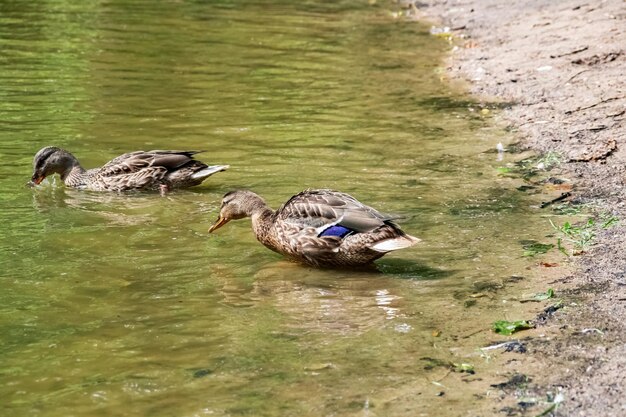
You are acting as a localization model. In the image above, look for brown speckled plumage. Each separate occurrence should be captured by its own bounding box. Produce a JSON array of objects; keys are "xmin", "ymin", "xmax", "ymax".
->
[
  {"xmin": 30, "ymin": 146, "xmax": 228, "ymax": 192},
  {"xmin": 208, "ymin": 189, "xmax": 420, "ymax": 268}
]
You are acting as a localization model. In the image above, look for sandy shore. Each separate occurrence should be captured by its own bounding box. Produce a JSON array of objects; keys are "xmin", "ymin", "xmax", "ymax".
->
[{"xmin": 419, "ymin": 0, "xmax": 625, "ymax": 415}]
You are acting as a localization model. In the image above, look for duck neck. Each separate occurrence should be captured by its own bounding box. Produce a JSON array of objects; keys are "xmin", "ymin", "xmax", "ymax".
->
[
  {"xmin": 250, "ymin": 205, "xmax": 273, "ymax": 229},
  {"xmin": 62, "ymin": 165, "xmax": 87, "ymax": 187},
  {"xmin": 57, "ymin": 152, "xmax": 86, "ymax": 186},
  {"xmin": 249, "ymin": 202, "xmax": 276, "ymax": 245}
]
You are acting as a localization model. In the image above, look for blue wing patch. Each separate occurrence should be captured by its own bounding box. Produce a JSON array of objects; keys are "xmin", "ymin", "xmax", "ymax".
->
[{"xmin": 318, "ymin": 225, "xmax": 354, "ymax": 238}]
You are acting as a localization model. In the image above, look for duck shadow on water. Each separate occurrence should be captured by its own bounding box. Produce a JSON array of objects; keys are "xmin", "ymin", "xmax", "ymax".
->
[
  {"xmin": 261, "ymin": 258, "xmax": 451, "ymax": 281},
  {"xmin": 244, "ymin": 255, "xmax": 452, "ymax": 283},
  {"xmin": 375, "ymin": 258, "xmax": 455, "ymax": 280}
]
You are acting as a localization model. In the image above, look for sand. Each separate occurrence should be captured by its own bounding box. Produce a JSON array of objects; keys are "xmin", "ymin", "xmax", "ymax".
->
[{"xmin": 419, "ymin": 0, "xmax": 625, "ymax": 415}]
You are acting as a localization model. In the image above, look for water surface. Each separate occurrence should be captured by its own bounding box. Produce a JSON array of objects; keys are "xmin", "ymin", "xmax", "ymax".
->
[{"xmin": 1, "ymin": 1, "xmax": 547, "ymax": 416}]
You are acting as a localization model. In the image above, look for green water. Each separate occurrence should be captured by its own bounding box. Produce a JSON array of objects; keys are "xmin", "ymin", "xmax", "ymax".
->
[{"xmin": 1, "ymin": 1, "xmax": 549, "ymax": 416}]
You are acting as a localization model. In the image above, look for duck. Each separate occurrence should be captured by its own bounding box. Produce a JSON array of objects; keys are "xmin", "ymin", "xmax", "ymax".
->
[
  {"xmin": 29, "ymin": 146, "xmax": 229, "ymax": 192},
  {"xmin": 208, "ymin": 189, "xmax": 420, "ymax": 267}
]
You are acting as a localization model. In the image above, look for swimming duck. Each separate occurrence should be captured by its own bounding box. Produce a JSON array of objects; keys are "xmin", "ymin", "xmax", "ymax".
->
[
  {"xmin": 208, "ymin": 189, "xmax": 420, "ymax": 267},
  {"xmin": 29, "ymin": 146, "xmax": 229, "ymax": 192}
]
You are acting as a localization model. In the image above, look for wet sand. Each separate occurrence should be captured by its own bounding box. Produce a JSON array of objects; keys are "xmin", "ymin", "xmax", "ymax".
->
[{"xmin": 420, "ymin": 0, "xmax": 625, "ymax": 415}]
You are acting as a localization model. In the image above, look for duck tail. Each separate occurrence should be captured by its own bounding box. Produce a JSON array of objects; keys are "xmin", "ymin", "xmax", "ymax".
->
[
  {"xmin": 370, "ymin": 234, "xmax": 421, "ymax": 253},
  {"xmin": 191, "ymin": 165, "xmax": 230, "ymax": 180}
]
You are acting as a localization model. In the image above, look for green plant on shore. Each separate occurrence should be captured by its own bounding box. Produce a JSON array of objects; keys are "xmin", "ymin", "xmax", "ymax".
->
[
  {"xmin": 550, "ymin": 213, "xmax": 619, "ymax": 256},
  {"xmin": 551, "ymin": 202, "xmax": 584, "ymax": 216},
  {"xmin": 498, "ymin": 151, "xmax": 564, "ymax": 180},
  {"xmin": 599, "ymin": 212, "xmax": 619, "ymax": 229},
  {"xmin": 536, "ymin": 391, "xmax": 565, "ymax": 417},
  {"xmin": 533, "ymin": 151, "xmax": 562, "ymax": 170},
  {"xmin": 550, "ymin": 218, "xmax": 595, "ymax": 255},
  {"xmin": 515, "ymin": 151, "xmax": 563, "ymax": 172}
]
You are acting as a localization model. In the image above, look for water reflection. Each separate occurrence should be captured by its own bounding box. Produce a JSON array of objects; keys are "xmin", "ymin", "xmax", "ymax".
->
[
  {"xmin": 0, "ymin": 0, "xmax": 551, "ymax": 416},
  {"xmin": 210, "ymin": 262, "xmax": 450, "ymax": 338},
  {"xmin": 30, "ymin": 180, "xmax": 225, "ymax": 229},
  {"xmin": 254, "ymin": 268, "xmax": 405, "ymax": 335}
]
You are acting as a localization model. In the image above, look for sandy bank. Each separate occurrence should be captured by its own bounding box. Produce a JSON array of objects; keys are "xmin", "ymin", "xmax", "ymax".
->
[{"xmin": 419, "ymin": 0, "xmax": 625, "ymax": 415}]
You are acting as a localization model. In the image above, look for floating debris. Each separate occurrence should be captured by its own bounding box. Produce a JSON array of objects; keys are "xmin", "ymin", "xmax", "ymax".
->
[
  {"xmin": 481, "ymin": 340, "xmax": 526, "ymax": 353},
  {"xmin": 580, "ymin": 328, "xmax": 604, "ymax": 335},
  {"xmin": 430, "ymin": 26, "xmax": 451, "ymax": 36},
  {"xmin": 496, "ymin": 142, "xmax": 505, "ymax": 161},
  {"xmin": 394, "ymin": 323, "xmax": 413, "ymax": 333},
  {"xmin": 520, "ymin": 288, "xmax": 555, "ymax": 303},
  {"xmin": 493, "ymin": 320, "xmax": 535, "ymax": 335},
  {"xmin": 452, "ymin": 363, "xmax": 475, "ymax": 374},
  {"xmin": 536, "ymin": 300, "xmax": 564, "ymax": 322},
  {"xmin": 521, "ymin": 240, "xmax": 554, "ymax": 257}
]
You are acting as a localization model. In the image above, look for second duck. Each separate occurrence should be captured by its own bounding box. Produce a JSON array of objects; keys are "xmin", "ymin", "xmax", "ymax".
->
[{"xmin": 30, "ymin": 146, "xmax": 229, "ymax": 192}]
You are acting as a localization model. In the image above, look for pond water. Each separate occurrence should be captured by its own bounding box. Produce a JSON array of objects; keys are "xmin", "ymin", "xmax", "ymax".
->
[{"xmin": 1, "ymin": 1, "xmax": 551, "ymax": 416}]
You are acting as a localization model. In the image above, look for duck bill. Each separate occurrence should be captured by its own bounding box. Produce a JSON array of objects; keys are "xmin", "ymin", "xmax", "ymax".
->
[
  {"xmin": 208, "ymin": 216, "xmax": 230, "ymax": 233},
  {"xmin": 28, "ymin": 175, "xmax": 44, "ymax": 187}
]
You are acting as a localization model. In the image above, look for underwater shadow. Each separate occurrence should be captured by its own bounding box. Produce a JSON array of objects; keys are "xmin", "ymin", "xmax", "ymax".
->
[
  {"xmin": 250, "ymin": 257, "xmax": 454, "ymax": 283},
  {"xmin": 375, "ymin": 258, "xmax": 455, "ymax": 281}
]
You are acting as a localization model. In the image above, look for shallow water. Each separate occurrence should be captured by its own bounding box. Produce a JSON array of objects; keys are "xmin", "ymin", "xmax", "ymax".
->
[{"xmin": 1, "ymin": 1, "xmax": 549, "ymax": 416}]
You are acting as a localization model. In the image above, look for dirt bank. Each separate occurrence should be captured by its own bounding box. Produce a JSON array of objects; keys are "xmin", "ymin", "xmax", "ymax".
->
[{"xmin": 418, "ymin": 0, "xmax": 625, "ymax": 415}]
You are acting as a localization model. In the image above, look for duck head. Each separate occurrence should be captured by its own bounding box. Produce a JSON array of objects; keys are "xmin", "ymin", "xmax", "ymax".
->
[
  {"xmin": 208, "ymin": 190, "xmax": 267, "ymax": 232},
  {"xmin": 29, "ymin": 147, "xmax": 78, "ymax": 186}
]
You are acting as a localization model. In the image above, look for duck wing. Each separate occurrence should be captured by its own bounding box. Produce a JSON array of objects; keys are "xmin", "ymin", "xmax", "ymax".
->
[
  {"xmin": 277, "ymin": 189, "xmax": 395, "ymax": 233},
  {"xmin": 99, "ymin": 150, "xmax": 204, "ymax": 177}
]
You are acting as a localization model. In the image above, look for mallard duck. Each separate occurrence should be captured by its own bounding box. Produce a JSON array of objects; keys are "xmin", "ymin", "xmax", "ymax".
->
[
  {"xmin": 208, "ymin": 189, "xmax": 420, "ymax": 267},
  {"xmin": 29, "ymin": 146, "xmax": 229, "ymax": 192}
]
